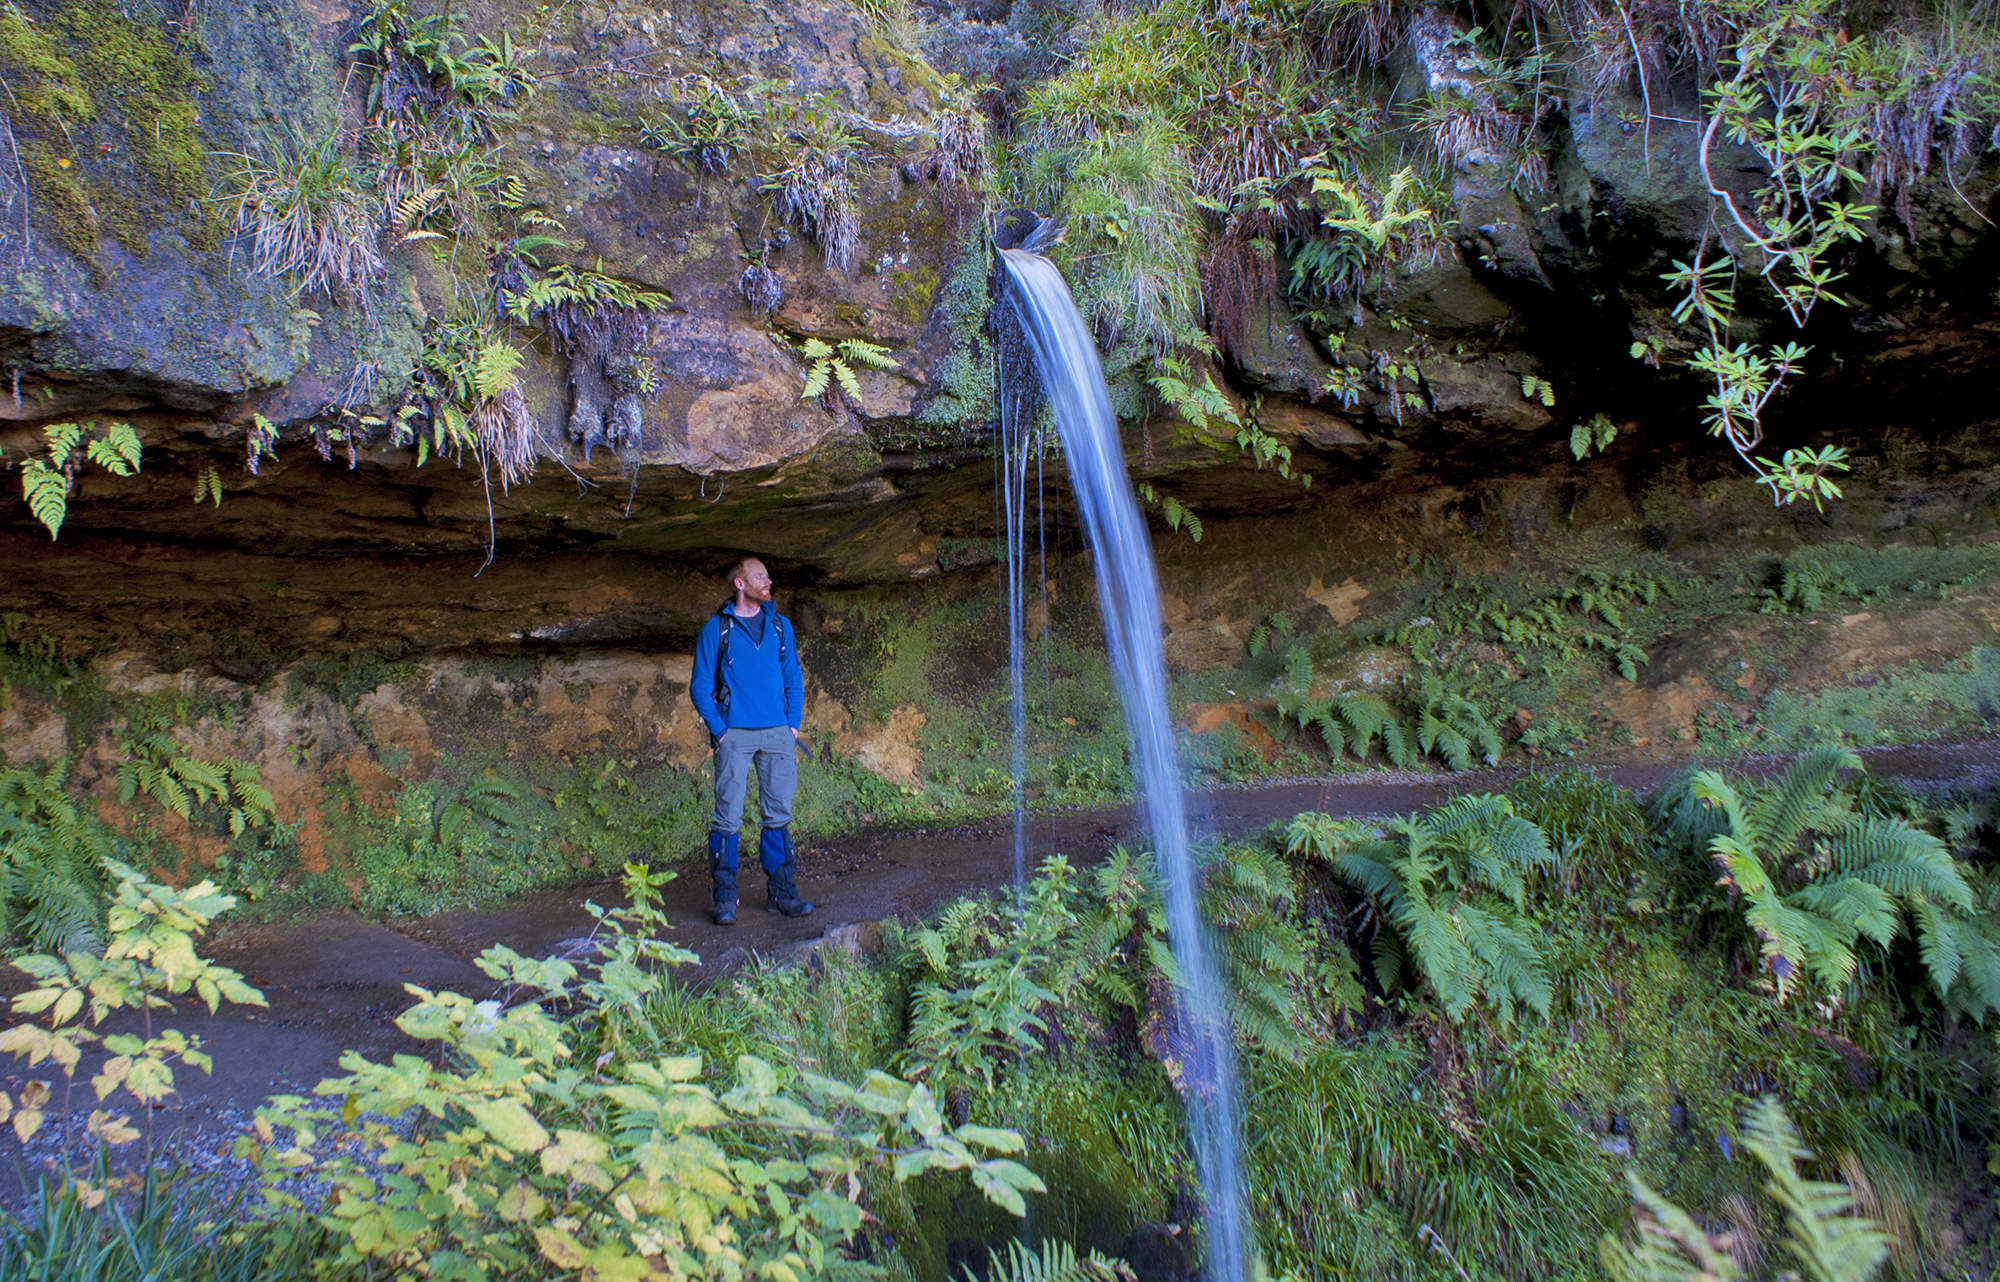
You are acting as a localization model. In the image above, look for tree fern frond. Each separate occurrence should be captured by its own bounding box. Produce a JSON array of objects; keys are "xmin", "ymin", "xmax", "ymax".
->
[
  {"xmin": 1741, "ymin": 1097, "xmax": 1891, "ymax": 1282},
  {"xmin": 1756, "ymin": 746, "xmax": 1862, "ymax": 854},
  {"xmin": 1910, "ymin": 895, "xmax": 1961, "ymax": 998},
  {"xmin": 1790, "ymin": 879, "xmax": 1899, "ymax": 949}
]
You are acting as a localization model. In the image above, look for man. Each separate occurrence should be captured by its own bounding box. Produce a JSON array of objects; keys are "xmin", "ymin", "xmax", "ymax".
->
[{"xmin": 689, "ymin": 557, "xmax": 815, "ymax": 925}]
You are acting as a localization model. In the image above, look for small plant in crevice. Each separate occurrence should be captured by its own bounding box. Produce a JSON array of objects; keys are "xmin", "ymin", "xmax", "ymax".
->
[
  {"xmin": 1570, "ymin": 412, "xmax": 1620, "ymax": 461},
  {"xmin": 786, "ymin": 334, "xmax": 900, "ymax": 411},
  {"xmin": 763, "ymin": 100, "xmax": 865, "ymax": 276},
  {"xmin": 638, "ymin": 72, "xmax": 766, "ymax": 176},
  {"xmin": 222, "ymin": 125, "xmax": 385, "ymax": 302},
  {"xmin": 398, "ymin": 314, "xmax": 540, "ymax": 495}
]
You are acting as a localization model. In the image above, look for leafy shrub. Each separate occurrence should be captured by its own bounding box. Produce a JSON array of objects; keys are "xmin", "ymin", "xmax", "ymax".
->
[{"xmin": 253, "ymin": 865, "xmax": 1044, "ymax": 1275}]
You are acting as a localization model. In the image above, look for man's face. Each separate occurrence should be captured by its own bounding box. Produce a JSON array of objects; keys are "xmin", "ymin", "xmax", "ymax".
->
[{"xmin": 735, "ymin": 560, "xmax": 774, "ymax": 603}]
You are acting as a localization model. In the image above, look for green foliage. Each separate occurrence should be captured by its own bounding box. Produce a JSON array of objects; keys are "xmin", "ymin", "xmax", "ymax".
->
[
  {"xmin": 1270, "ymin": 644, "xmax": 1411, "ymax": 766},
  {"xmin": 1, "ymin": 860, "xmax": 267, "ymax": 1158},
  {"xmin": 15, "ymin": 421, "xmax": 142, "ymax": 540},
  {"xmin": 502, "ymin": 262, "xmax": 672, "ymax": 325},
  {"xmin": 1758, "ymin": 542, "xmax": 2000, "ymax": 614},
  {"xmin": 1267, "ymin": 640, "xmax": 1507, "ymax": 769},
  {"xmin": 343, "ymin": 774, "xmax": 564, "ymax": 916},
  {"xmin": 640, "ymin": 73, "xmax": 763, "ymax": 175},
  {"xmin": 1290, "ymin": 795, "xmax": 1556, "ymax": 1024},
  {"xmin": 977, "ymin": 1239, "xmax": 1135, "ymax": 1282},
  {"xmin": 222, "ymin": 125, "xmax": 384, "ymax": 301},
  {"xmin": 1228, "ymin": 398, "xmax": 1311, "ymax": 489},
  {"xmin": 1395, "ymin": 566, "xmax": 1666, "ymax": 682},
  {"xmin": 794, "ymin": 336, "xmax": 901, "ymax": 408},
  {"xmin": 116, "ymin": 732, "xmax": 275, "ymax": 839},
  {"xmin": 762, "ymin": 99, "xmax": 866, "ymax": 275},
  {"xmin": 1135, "ymin": 482, "xmax": 1203, "ymax": 543},
  {"xmin": 1506, "ymin": 767, "xmax": 1649, "ymax": 899},
  {"xmin": 898, "ymin": 845, "xmax": 1332, "ymax": 1094},
  {"xmin": 0, "ymin": 1156, "xmax": 317, "ymax": 1282},
  {"xmin": 1648, "ymin": 0, "xmax": 1989, "ymax": 506},
  {"xmin": 0, "ymin": 763, "xmax": 112, "ymax": 955},
  {"xmin": 349, "ymin": 2, "xmax": 537, "ymax": 113},
  {"xmin": 1664, "ymin": 748, "xmax": 2000, "ymax": 1018},
  {"xmin": 1603, "ymin": 1097, "xmax": 1890, "ymax": 1282},
  {"xmin": 252, "ymin": 863, "xmax": 1043, "ymax": 1276},
  {"xmin": 1572, "ymin": 413, "xmax": 1620, "ymax": 461}
]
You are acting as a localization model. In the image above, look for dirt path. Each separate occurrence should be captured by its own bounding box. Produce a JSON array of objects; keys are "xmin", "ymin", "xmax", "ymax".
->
[{"xmin": 4, "ymin": 736, "xmax": 1997, "ymax": 1192}]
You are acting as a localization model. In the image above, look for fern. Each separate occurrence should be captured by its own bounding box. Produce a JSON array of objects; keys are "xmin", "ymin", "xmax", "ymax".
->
[
  {"xmin": 0, "ymin": 764, "xmax": 113, "ymax": 954},
  {"xmin": 20, "ymin": 462, "xmax": 66, "ymax": 541},
  {"xmin": 193, "ymin": 464, "xmax": 224, "ymax": 507},
  {"xmin": 1135, "ymin": 483, "xmax": 1202, "ymax": 543},
  {"xmin": 1680, "ymin": 749, "xmax": 1984, "ymax": 1010},
  {"xmin": 85, "ymin": 423, "xmax": 142, "ymax": 476},
  {"xmin": 1603, "ymin": 1099, "xmax": 1887, "ymax": 1282},
  {"xmin": 974, "ymin": 1239, "xmax": 1133, "ymax": 1282},
  {"xmin": 117, "ymin": 733, "xmax": 275, "ymax": 838},
  {"xmin": 1293, "ymin": 796, "xmax": 1555, "ymax": 1025},
  {"xmin": 16, "ymin": 422, "xmax": 142, "ymax": 539},
  {"xmin": 793, "ymin": 335, "xmax": 899, "ymax": 409}
]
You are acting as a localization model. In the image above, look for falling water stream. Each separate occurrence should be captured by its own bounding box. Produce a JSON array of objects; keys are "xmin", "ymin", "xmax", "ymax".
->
[{"xmin": 997, "ymin": 246, "xmax": 1250, "ymax": 1282}]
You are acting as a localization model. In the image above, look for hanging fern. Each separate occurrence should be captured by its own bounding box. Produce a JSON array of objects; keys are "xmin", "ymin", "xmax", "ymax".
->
[{"xmin": 14, "ymin": 422, "xmax": 142, "ymax": 540}]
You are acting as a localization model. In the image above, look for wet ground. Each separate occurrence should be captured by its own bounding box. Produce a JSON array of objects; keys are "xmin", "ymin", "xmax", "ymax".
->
[{"xmin": 4, "ymin": 734, "xmax": 1998, "ymax": 1193}]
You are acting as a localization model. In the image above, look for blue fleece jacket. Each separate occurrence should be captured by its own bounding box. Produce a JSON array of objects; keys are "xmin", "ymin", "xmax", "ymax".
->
[{"xmin": 689, "ymin": 603, "xmax": 803, "ymax": 738}]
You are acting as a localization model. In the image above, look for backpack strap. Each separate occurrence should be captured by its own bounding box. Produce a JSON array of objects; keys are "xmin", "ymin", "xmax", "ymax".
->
[{"xmin": 713, "ymin": 602, "xmax": 734, "ymax": 714}]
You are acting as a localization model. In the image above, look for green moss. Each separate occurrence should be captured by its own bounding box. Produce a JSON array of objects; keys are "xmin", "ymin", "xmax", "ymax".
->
[
  {"xmin": 15, "ymin": 140, "xmax": 100, "ymax": 265},
  {"xmin": 0, "ymin": 0, "xmax": 217, "ymax": 266},
  {"xmin": 0, "ymin": 9, "xmax": 93, "ymax": 123},
  {"xmin": 889, "ymin": 264, "xmax": 938, "ymax": 325}
]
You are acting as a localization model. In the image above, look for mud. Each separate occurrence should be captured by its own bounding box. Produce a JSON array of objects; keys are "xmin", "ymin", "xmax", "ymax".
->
[{"xmin": 3, "ymin": 735, "xmax": 1998, "ymax": 1191}]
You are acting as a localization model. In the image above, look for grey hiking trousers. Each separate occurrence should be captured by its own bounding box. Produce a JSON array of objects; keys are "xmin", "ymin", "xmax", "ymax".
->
[{"xmin": 709, "ymin": 725, "xmax": 797, "ymax": 833}]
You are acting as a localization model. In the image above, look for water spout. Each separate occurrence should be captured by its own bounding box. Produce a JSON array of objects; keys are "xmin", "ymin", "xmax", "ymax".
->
[{"xmin": 996, "ymin": 247, "xmax": 1249, "ymax": 1282}]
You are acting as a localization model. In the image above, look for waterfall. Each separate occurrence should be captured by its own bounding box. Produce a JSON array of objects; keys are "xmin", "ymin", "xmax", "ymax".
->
[{"xmin": 997, "ymin": 246, "xmax": 1249, "ymax": 1282}]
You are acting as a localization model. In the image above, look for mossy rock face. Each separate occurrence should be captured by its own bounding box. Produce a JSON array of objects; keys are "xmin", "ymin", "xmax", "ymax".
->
[{"xmin": 0, "ymin": 0, "xmax": 342, "ymax": 403}]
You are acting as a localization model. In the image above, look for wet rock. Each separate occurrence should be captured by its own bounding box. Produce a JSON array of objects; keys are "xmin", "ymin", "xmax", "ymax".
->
[
  {"xmin": 1118, "ymin": 1223, "xmax": 1195, "ymax": 1282},
  {"xmin": 820, "ymin": 919, "xmax": 887, "ymax": 959}
]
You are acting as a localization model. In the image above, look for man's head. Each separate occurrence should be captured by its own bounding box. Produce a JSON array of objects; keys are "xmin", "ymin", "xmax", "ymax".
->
[{"xmin": 727, "ymin": 557, "xmax": 773, "ymax": 605}]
